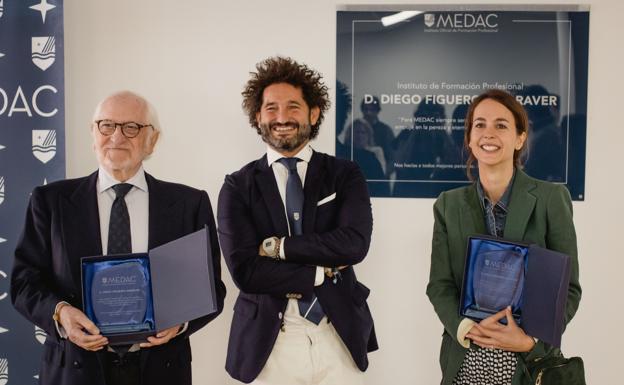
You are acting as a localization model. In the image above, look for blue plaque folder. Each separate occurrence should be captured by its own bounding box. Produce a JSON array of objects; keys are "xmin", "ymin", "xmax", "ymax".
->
[
  {"xmin": 460, "ymin": 236, "xmax": 571, "ymax": 348},
  {"xmin": 81, "ymin": 227, "xmax": 218, "ymax": 345}
]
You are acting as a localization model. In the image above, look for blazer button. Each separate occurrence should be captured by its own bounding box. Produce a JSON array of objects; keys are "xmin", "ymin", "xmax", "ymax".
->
[
  {"xmin": 69, "ymin": 293, "xmax": 76, "ymax": 300},
  {"xmin": 278, "ymin": 312, "xmax": 283, "ymax": 319},
  {"xmin": 73, "ymin": 360, "xmax": 81, "ymax": 369}
]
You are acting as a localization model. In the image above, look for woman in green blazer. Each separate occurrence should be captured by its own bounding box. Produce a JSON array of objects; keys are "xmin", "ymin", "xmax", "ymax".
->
[{"xmin": 426, "ymin": 89, "xmax": 581, "ymax": 385}]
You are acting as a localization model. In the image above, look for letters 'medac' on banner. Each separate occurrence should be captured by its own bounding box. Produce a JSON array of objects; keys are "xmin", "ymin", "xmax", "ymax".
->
[
  {"xmin": 0, "ymin": 0, "xmax": 65, "ymax": 383},
  {"xmin": 336, "ymin": 5, "xmax": 589, "ymax": 199}
]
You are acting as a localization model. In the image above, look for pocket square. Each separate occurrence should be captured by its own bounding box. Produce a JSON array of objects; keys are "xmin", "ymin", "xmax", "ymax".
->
[{"xmin": 317, "ymin": 193, "xmax": 336, "ymax": 206}]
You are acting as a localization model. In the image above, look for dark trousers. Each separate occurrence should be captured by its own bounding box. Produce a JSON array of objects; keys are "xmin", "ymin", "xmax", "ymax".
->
[{"xmin": 103, "ymin": 351, "xmax": 141, "ymax": 385}]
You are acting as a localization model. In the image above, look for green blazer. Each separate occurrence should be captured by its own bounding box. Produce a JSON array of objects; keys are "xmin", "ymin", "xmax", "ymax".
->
[{"xmin": 426, "ymin": 169, "xmax": 581, "ymax": 385}]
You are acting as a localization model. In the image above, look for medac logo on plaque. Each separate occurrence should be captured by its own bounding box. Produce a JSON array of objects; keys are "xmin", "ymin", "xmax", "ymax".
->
[
  {"xmin": 31, "ymin": 36, "xmax": 56, "ymax": 71},
  {"xmin": 32, "ymin": 129, "xmax": 56, "ymax": 163},
  {"xmin": 0, "ymin": 358, "xmax": 7, "ymax": 385},
  {"xmin": 0, "ymin": 176, "xmax": 4, "ymax": 205},
  {"xmin": 424, "ymin": 14, "xmax": 435, "ymax": 28},
  {"xmin": 34, "ymin": 326, "xmax": 47, "ymax": 344}
]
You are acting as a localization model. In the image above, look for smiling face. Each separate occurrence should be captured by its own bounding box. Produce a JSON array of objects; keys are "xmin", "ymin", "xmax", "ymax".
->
[
  {"xmin": 468, "ymin": 98, "xmax": 527, "ymax": 172},
  {"xmin": 255, "ymin": 83, "xmax": 320, "ymax": 157},
  {"xmin": 92, "ymin": 92, "xmax": 159, "ymax": 181}
]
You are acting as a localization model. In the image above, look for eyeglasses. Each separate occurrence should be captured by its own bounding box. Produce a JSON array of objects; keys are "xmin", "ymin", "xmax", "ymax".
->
[{"xmin": 94, "ymin": 120, "xmax": 153, "ymax": 138}]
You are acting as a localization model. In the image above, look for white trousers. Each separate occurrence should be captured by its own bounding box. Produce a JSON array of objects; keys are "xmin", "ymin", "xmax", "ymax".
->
[{"xmin": 252, "ymin": 320, "xmax": 364, "ymax": 385}]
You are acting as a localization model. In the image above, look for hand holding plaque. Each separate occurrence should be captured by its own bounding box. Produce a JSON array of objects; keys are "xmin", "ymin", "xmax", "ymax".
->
[
  {"xmin": 460, "ymin": 236, "xmax": 572, "ymax": 348},
  {"xmin": 81, "ymin": 228, "xmax": 218, "ymax": 345}
]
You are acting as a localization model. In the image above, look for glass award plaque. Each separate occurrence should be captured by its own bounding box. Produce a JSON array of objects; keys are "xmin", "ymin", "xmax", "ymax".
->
[
  {"xmin": 472, "ymin": 249, "xmax": 524, "ymax": 314},
  {"xmin": 90, "ymin": 260, "xmax": 153, "ymax": 334},
  {"xmin": 460, "ymin": 236, "xmax": 571, "ymax": 346},
  {"xmin": 81, "ymin": 228, "xmax": 217, "ymax": 344}
]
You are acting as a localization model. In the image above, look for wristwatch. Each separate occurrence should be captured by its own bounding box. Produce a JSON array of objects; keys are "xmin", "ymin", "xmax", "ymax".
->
[{"xmin": 262, "ymin": 237, "xmax": 281, "ymax": 259}]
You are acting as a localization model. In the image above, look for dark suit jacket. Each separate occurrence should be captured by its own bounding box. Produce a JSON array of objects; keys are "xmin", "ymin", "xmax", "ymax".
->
[
  {"xmin": 218, "ymin": 150, "xmax": 378, "ymax": 383},
  {"xmin": 426, "ymin": 169, "xmax": 581, "ymax": 385},
  {"xmin": 11, "ymin": 171, "xmax": 226, "ymax": 385}
]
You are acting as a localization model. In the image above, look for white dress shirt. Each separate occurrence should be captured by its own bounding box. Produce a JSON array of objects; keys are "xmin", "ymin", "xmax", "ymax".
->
[
  {"xmin": 266, "ymin": 145, "xmax": 326, "ymax": 327},
  {"xmin": 97, "ymin": 166, "xmax": 149, "ymax": 254}
]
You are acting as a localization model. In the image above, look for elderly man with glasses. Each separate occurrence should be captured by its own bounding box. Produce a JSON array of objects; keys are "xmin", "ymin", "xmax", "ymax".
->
[{"xmin": 11, "ymin": 90, "xmax": 226, "ymax": 385}]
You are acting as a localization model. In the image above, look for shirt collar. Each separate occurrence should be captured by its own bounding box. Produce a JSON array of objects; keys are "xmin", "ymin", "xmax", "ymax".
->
[
  {"xmin": 476, "ymin": 168, "xmax": 516, "ymax": 211},
  {"xmin": 97, "ymin": 165, "xmax": 148, "ymax": 194},
  {"xmin": 266, "ymin": 144, "xmax": 313, "ymax": 166}
]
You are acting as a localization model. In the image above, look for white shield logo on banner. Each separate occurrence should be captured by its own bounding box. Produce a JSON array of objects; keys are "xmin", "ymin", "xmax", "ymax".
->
[
  {"xmin": 0, "ymin": 358, "xmax": 7, "ymax": 385},
  {"xmin": 424, "ymin": 14, "xmax": 435, "ymax": 28},
  {"xmin": 32, "ymin": 36, "xmax": 56, "ymax": 71},
  {"xmin": 32, "ymin": 130, "xmax": 56, "ymax": 163},
  {"xmin": 35, "ymin": 326, "xmax": 47, "ymax": 344},
  {"xmin": 0, "ymin": 269, "xmax": 6, "ymax": 301},
  {"xmin": 0, "ymin": 177, "xmax": 4, "ymax": 205},
  {"xmin": 0, "ymin": 327, "xmax": 8, "ymax": 334}
]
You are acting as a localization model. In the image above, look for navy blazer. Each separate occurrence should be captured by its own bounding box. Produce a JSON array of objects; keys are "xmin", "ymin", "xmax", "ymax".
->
[
  {"xmin": 11, "ymin": 171, "xmax": 226, "ymax": 385},
  {"xmin": 218, "ymin": 150, "xmax": 378, "ymax": 383}
]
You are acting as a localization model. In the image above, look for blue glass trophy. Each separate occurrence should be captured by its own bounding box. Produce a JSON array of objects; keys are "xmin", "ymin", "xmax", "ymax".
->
[
  {"xmin": 472, "ymin": 249, "xmax": 524, "ymax": 314},
  {"xmin": 81, "ymin": 228, "xmax": 219, "ymax": 345},
  {"xmin": 461, "ymin": 236, "xmax": 572, "ymax": 348},
  {"xmin": 85, "ymin": 259, "xmax": 154, "ymax": 335}
]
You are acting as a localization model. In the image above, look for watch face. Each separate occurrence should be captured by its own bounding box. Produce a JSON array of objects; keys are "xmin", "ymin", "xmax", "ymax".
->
[{"xmin": 263, "ymin": 238, "xmax": 276, "ymax": 255}]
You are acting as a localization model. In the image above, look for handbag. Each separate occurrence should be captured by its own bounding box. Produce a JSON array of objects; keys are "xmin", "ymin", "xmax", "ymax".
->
[{"xmin": 522, "ymin": 352, "xmax": 586, "ymax": 385}]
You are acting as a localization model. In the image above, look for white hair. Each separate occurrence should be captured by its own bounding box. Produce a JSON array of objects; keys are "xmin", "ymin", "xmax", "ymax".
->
[{"xmin": 92, "ymin": 90, "xmax": 162, "ymax": 134}]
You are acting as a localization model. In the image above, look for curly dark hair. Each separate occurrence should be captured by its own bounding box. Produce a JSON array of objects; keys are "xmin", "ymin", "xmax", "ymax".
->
[{"xmin": 242, "ymin": 56, "xmax": 330, "ymax": 139}]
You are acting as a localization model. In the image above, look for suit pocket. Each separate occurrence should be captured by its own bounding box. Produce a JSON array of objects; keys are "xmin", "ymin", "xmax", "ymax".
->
[
  {"xmin": 233, "ymin": 296, "xmax": 258, "ymax": 319},
  {"xmin": 439, "ymin": 332, "xmax": 452, "ymax": 373},
  {"xmin": 317, "ymin": 192, "xmax": 336, "ymax": 206},
  {"xmin": 42, "ymin": 338, "xmax": 64, "ymax": 366},
  {"xmin": 351, "ymin": 281, "xmax": 371, "ymax": 306}
]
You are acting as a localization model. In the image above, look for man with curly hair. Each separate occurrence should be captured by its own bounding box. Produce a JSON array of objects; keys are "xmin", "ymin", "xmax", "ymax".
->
[{"xmin": 218, "ymin": 57, "xmax": 378, "ymax": 384}]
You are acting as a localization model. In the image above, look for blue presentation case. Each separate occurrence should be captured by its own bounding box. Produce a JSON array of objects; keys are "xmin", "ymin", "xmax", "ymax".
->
[
  {"xmin": 81, "ymin": 227, "xmax": 218, "ymax": 345},
  {"xmin": 460, "ymin": 235, "xmax": 571, "ymax": 348}
]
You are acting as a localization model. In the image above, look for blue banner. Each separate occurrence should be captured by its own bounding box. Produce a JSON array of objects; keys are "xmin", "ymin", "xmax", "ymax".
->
[
  {"xmin": 0, "ymin": 0, "xmax": 65, "ymax": 382},
  {"xmin": 336, "ymin": 6, "xmax": 589, "ymax": 199}
]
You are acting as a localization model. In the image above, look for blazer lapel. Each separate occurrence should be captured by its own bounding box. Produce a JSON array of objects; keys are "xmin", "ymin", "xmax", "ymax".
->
[
  {"xmin": 302, "ymin": 152, "xmax": 324, "ymax": 235},
  {"xmin": 60, "ymin": 172, "xmax": 102, "ymax": 290},
  {"xmin": 255, "ymin": 156, "xmax": 289, "ymax": 236},
  {"xmin": 146, "ymin": 173, "xmax": 184, "ymax": 249},
  {"xmin": 504, "ymin": 169, "xmax": 537, "ymax": 241},
  {"xmin": 460, "ymin": 184, "xmax": 487, "ymax": 239}
]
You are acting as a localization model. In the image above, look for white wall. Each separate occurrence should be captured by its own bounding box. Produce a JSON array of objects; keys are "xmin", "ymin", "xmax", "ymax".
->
[{"xmin": 64, "ymin": 1, "xmax": 624, "ymax": 384}]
